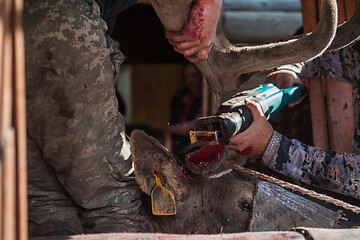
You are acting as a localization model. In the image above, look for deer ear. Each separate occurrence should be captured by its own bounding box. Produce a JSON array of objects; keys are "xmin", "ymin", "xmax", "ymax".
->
[{"xmin": 130, "ymin": 130, "xmax": 183, "ymax": 198}]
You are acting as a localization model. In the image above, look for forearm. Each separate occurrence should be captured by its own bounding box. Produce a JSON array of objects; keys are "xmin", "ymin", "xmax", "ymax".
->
[{"xmin": 261, "ymin": 131, "xmax": 360, "ymax": 199}]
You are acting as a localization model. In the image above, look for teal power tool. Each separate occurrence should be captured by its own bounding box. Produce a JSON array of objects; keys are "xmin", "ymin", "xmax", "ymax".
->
[{"xmin": 189, "ymin": 83, "xmax": 307, "ymax": 146}]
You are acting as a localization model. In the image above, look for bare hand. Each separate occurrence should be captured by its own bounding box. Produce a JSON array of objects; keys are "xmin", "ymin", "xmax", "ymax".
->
[
  {"xmin": 266, "ymin": 69, "xmax": 305, "ymax": 107},
  {"xmin": 165, "ymin": 0, "xmax": 222, "ymax": 62},
  {"xmin": 228, "ymin": 99, "xmax": 274, "ymax": 158}
]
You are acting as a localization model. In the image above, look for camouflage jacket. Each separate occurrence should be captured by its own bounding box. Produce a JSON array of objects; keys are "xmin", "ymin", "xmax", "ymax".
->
[{"xmin": 261, "ymin": 45, "xmax": 360, "ymax": 199}]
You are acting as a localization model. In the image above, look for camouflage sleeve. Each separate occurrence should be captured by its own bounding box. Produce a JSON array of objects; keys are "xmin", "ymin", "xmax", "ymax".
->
[
  {"xmin": 276, "ymin": 48, "xmax": 352, "ymax": 83},
  {"xmin": 261, "ymin": 131, "xmax": 360, "ymax": 199}
]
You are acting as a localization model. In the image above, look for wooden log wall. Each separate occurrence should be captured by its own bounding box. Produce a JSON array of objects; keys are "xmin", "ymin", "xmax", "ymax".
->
[
  {"xmin": 222, "ymin": 0, "xmax": 303, "ymax": 44},
  {"xmin": 302, "ymin": 0, "xmax": 357, "ymax": 152},
  {"xmin": 0, "ymin": 0, "xmax": 28, "ymax": 239}
]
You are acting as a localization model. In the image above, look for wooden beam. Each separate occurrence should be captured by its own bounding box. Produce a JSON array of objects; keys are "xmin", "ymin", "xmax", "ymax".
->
[
  {"xmin": 13, "ymin": 0, "xmax": 28, "ymax": 239},
  {"xmin": 324, "ymin": 0, "xmax": 356, "ymax": 152},
  {"xmin": 222, "ymin": 0, "xmax": 302, "ymax": 11},
  {"xmin": 344, "ymin": 0, "xmax": 357, "ymax": 20},
  {"xmin": 326, "ymin": 80, "xmax": 354, "ymax": 152},
  {"xmin": 2, "ymin": 0, "xmax": 16, "ymax": 239},
  {"xmin": 308, "ymin": 77, "xmax": 329, "ymax": 150},
  {"xmin": 301, "ymin": 0, "xmax": 319, "ymax": 33},
  {"xmin": 301, "ymin": 0, "xmax": 330, "ymax": 150},
  {"xmin": 0, "ymin": 0, "xmax": 5, "ymax": 236},
  {"xmin": 336, "ymin": 0, "xmax": 346, "ymax": 24},
  {"xmin": 223, "ymin": 11, "xmax": 302, "ymax": 44}
]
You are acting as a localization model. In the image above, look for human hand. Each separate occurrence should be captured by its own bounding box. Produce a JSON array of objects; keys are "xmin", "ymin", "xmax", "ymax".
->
[
  {"xmin": 165, "ymin": 0, "xmax": 222, "ymax": 62},
  {"xmin": 266, "ymin": 69, "xmax": 305, "ymax": 107},
  {"xmin": 228, "ymin": 99, "xmax": 274, "ymax": 158},
  {"xmin": 266, "ymin": 69, "xmax": 303, "ymax": 88}
]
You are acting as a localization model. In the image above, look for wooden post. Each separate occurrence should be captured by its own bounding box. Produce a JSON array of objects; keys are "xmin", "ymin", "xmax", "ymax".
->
[
  {"xmin": 1, "ymin": 0, "xmax": 16, "ymax": 239},
  {"xmin": 301, "ymin": 0, "xmax": 330, "ymax": 150},
  {"xmin": 0, "ymin": 0, "xmax": 5, "ymax": 236},
  {"xmin": 13, "ymin": 0, "xmax": 28, "ymax": 239},
  {"xmin": 1, "ymin": 0, "xmax": 28, "ymax": 239},
  {"xmin": 302, "ymin": 0, "xmax": 356, "ymax": 152},
  {"xmin": 325, "ymin": 0, "xmax": 356, "ymax": 153},
  {"xmin": 344, "ymin": 0, "xmax": 357, "ymax": 19}
]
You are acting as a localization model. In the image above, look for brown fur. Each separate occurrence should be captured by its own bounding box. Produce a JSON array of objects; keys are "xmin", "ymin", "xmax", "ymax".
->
[{"xmin": 130, "ymin": 130, "xmax": 257, "ymax": 234}]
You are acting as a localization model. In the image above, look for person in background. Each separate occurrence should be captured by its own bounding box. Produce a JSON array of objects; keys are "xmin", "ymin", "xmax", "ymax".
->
[
  {"xmin": 164, "ymin": 63, "xmax": 203, "ymax": 159},
  {"xmin": 228, "ymin": 40, "xmax": 360, "ymax": 200},
  {"xmin": 25, "ymin": 0, "xmax": 222, "ymax": 236}
]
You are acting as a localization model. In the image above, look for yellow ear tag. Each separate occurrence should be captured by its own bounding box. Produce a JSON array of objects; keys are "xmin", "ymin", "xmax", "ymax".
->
[{"xmin": 151, "ymin": 173, "xmax": 176, "ymax": 215}]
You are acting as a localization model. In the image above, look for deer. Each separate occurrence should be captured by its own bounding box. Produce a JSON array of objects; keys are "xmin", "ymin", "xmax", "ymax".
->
[
  {"xmin": 130, "ymin": 130, "xmax": 359, "ymax": 234},
  {"xmin": 129, "ymin": 0, "xmax": 360, "ymax": 233}
]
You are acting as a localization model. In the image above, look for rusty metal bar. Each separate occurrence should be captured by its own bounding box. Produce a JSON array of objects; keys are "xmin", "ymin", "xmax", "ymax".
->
[{"xmin": 13, "ymin": 0, "xmax": 28, "ymax": 239}]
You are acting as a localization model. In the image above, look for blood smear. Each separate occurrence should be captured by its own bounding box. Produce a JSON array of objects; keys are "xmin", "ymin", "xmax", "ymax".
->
[{"xmin": 186, "ymin": 144, "xmax": 226, "ymax": 169}]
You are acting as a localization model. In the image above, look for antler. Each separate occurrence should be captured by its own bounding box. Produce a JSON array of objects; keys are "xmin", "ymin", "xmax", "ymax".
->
[
  {"xmin": 327, "ymin": 0, "xmax": 360, "ymax": 51},
  {"xmin": 151, "ymin": 0, "xmax": 338, "ymax": 94}
]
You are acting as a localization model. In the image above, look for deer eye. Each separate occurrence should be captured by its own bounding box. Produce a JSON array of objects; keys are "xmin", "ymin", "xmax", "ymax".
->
[{"xmin": 240, "ymin": 201, "xmax": 251, "ymax": 212}]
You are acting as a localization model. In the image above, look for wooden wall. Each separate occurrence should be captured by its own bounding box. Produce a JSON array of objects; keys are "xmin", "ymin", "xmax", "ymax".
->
[
  {"xmin": 130, "ymin": 64, "xmax": 184, "ymax": 132},
  {"xmin": 0, "ymin": 0, "xmax": 28, "ymax": 239},
  {"xmin": 301, "ymin": 0, "xmax": 357, "ymax": 152},
  {"xmin": 221, "ymin": 0, "xmax": 303, "ymax": 44}
]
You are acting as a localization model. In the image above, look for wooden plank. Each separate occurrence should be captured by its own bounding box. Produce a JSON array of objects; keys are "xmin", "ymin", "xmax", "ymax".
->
[
  {"xmin": 336, "ymin": 0, "xmax": 346, "ymax": 24},
  {"xmin": 28, "ymin": 231, "xmax": 305, "ymax": 240},
  {"xmin": 0, "ymin": 0, "xmax": 5, "ymax": 236},
  {"xmin": 13, "ymin": 0, "xmax": 28, "ymax": 239},
  {"xmin": 0, "ymin": 0, "xmax": 5, "ymax": 131},
  {"xmin": 2, "ymin": 0, "xmax": 16, "ymax": 239},
  {"xmin": 2, "ymin": 130, "xmax": 16, "ymax": 240},
  {"xmin": 223, "ymin": 0, "xmax": 302, "ymax": 11},
  {"xmin": 301, "ymin": 0, "xmax": 319, "ymax": 33},
  {"xmin": 309, "ymin": 77, "xmax": 329, "ymax": 150},
  {"xmin": 302, "ymin": 0, "xmax": 330, "ymax": 150},
  {"xmin": 223, "ymin": 11, "xmax": 302, "ymax": 44},
  {"xmin": 326, "ymin": 80, "xmax": 354, "ymax": 153},
  {"xmin": 131, "ymin": 64, "xmax": 183, "ymax": 131},
  {"xmin": 1, "ymin": 0, "xmax": 12, "ymax": 135},
  {"xmin": 316, "ymin": 0, "xmax": 322, "ymax": 21},
  {"xmin": 324, "ymin": 1, "xmax": 356, "ymax": 153},
  {"xmin": 344, "ymin": 0, "xmax": 357, "ymax": 20}
]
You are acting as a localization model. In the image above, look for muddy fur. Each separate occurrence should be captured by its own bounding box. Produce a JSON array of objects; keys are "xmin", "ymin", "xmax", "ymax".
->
[{"xmin": 130, "ymin": 130, "xmax": 257, "ymax": 234}]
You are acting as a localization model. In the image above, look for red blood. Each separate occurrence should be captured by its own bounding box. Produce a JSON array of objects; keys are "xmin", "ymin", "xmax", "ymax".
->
[
  {"xmin": 236, "ymin": 146, "xmax": 253, "ymax": 155},
  {"xmin": 179, "ymin": 170, "xmax": 196, "ymax": 183},
  {"xmin": 184, "ymin": 5, "xmax": 205, "ymax": 41},
  {"xmin": 186, "ymin": 144, "xmax": 226, "ymax": 169}
]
